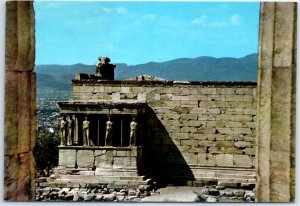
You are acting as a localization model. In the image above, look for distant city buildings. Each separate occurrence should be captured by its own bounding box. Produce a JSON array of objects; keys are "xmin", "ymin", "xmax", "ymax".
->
[{"xmin": 37, "ymin": 89, "xmax": 71, "ymax": 132}]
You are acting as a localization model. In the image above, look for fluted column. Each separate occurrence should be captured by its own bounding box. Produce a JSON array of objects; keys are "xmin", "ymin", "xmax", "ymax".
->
[
  {"xmin": 256, "ymin": 2, "xmax": 296, "ymax": 202},
  {"xmin": 4, "ymin": 1, "xmax": 36, "ymax": 201}
]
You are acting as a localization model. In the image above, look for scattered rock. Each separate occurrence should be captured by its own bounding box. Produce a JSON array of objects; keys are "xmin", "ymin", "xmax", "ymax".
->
[
  {"xmin": 41, "ymin": 192, "xmax": 49, "ymax": 200},
  {"xmin": 196, "ymin": 193, "xmax": 207, "ymax": 202},
  {"xmin": 128, "ymin": 189, "xmax": 137, "ymax": 196},
  {"xmin": 35, "ymin": 181, "xmax": 255, "ymax": 202},
  {"xmin": 233, "ymin": 189, "xmax": 245, "ymax": 197},
  {"xmin": 49, "ymin": 192, "xmax": 58, "ymax": 200},
  {"xmin": 116, "ymin": 195, "xmax": 125, "ymax": 201},
  {"xmin": 83, "ymin": 194, "xmax": 95, "ymax": 201},
  {"xmin": 217, "ymin": 182, "xmax": 239, "ymax": 188},
  {"xmin": 73, "ymin": 194, "xmax": 79, "ymax": 201},
  {"xmin": 94, "ymin": 194, "xmax": 104, "ymax": 201},
  {"xmin": 36, "ymin": 188, "xmax": 44, "ymax": 196},
  {"xmin": 208, "ymin": 189, "xmax": 220, "ymax": 196},
  {"xmin": 215, "ymin": 185, "xmax": 225, "ymax": 190},
  {"xmin": 145, "ymin": 178, "xmax": 153, "ymax": 185},
  {"xmin": 51, "ymin": 187, "xmax": 61, "ymax": 192},
  {"xmin": 139, "ymin": 185, "xmax": 151, "ymax": 192},
  {"xmin": 109, "ymin": 188, "xmax": 115, "ymax": 193},
  {"xmin": 64, "ymin": 194, "xmax": 74, "ymax": 201},
  {"xmin": 220, "ymin": 190, "xmax": 234, "ymax": 197},
  {"xmin": 244, "ymin": 191, "xmax": 255, "ymax": 202},
  {"xmin": 201, "ymin": 188, "xmax": 209, "ymax": 195},
  {"xmin": 240, "ymin": 183, "xmax": 255, "ymax": 190},
  {"xmin": 206, "ymin": 196, "xmax": 218, "ymax": 202},
  {"xmin": 42, "ymin": 187, "xmax": 52, "ymax": 195},
  {"xmin": 61, "ymin": 188, "xmax": 70, "ymax": 193},
  {"xmin": 127, "ymin": 196, "xmax": 139, "ymax": 201},
  {"xmin": 103, "ymin": 193, "xmax": 116, "ymax": 201},
  {"xmin": 102, "ymin": 187, "xmax": 109, "ymax": 194},
  {"xmin": 50, "ymin": 174, "xmax": 57, "ymax": 179},
  {"xmin": 120, "ymin": 189, "xmax": 128, "ymax": 195}
]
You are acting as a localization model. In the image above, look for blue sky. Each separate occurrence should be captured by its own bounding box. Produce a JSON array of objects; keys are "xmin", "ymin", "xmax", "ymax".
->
[{"xmin": 34, "ymin": 1, "xmax": 260, "ymax": 65}]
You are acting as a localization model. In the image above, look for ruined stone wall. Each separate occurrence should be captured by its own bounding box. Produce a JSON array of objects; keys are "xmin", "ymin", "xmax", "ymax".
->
[{"xmin": 72, "ymin": 81, "xmax": 256, "ymax": 182}]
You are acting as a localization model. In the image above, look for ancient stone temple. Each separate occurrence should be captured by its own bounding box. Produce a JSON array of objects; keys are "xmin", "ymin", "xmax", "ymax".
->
[
  {"xmin": 55, "ymin": 57, "xmax": 257, "ymax": 188},
  {"xmin": 57, "ymin": 57, "xmax": 256, "ymax": 186}
]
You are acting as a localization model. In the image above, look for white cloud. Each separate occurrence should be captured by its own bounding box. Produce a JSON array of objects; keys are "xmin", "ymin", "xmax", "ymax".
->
[
  {"xmin": 100, "ymin": 6, "xmax": 127, "ymax": 14},
  {"xmin": 210, "ymin": 14, "xmax": 242, "ymax": 28},
  {"xmin": 230, "ymin": 14, "xmax": 241, "ymax": 25},
  {"xmin": 116, "ymin": 7, "xmax": 127, "ymax": 13},
  {"xmin": 102, "ymin": 7, "xmax": 113, "ymax": 12},
  {"xmin": 192, "ymin": 15, "xmax": 207, "ymax": 25}
]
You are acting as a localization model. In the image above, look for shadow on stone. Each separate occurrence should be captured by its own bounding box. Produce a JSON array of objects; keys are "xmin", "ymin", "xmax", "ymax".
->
[{"xmin": 141, "ymin": 106, "xmax": 195, "ymax": 186}]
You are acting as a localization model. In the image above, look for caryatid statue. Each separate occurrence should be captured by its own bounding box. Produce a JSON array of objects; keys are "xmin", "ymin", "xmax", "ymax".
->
[
  {"xmin": 105, "ymin": 117, "xmax": 113, "ymax": 146},
  {"xmin": 60, "ymin": 116, "xmax": 67, "ymax": 146},
  {"xmin": 67, "ymin": 115, "xmax": 74, "ymax": 146},
  {"xmin": 82, "ymin": 116, "xmax": 90, "ymax": 146},
  {"xmin": 130, "ymin": 117, "xmax": 138, "ymax": 146}
]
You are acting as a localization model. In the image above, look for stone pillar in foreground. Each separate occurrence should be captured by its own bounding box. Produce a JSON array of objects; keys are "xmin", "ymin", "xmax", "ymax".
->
[
  {"xmin": 256, "ymin": 2, "xmax": 296, "ymax": 202},
  {"xmin": 4, "ymin": 1, "xmax": 36, "ymax": 201}
]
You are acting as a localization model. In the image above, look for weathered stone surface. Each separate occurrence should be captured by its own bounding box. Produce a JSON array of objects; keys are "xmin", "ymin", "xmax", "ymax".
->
[
  {"xmin": 215, "ymin": 154, "xmax": 234, "ymax": 167},
  {"xmin": 111, "ymin": 92, "xmax": 120, "ymax": 101},
  {"xmin": 114, "ymin": 157, "xmax": 136, "ymax": 169},
  {"xmin": 6, "ymin": 1, "xmax": 35, "ymax": 72},
  {"xmin": 95, "ymin": 150, "xmax": 113, "ymax": 169},
  {"xmin": 233, "ymin": 155, "xmax": 252, "ymax": 168},
  {"xmin": 137, "ymin": 93, "xmax": 146, "ymax": 101},
  {"xmin": 18, "ymin": 72, "xmax": 32, "ymax": 153},
  {"xmin": 4, "ymin": 154, "xmax": 19, "ymax": 200},
  {"xmin": 31, "ymin": 72, "xmax": 36, "ymax": 150},
  {"xmin": 142, "ymin": 187, "xmax": 201, "ymax": 202},
  {"xmin": 172, "ymin": 95, "xmax": 190, "ymax": 101},
  {"xmin": 181, "ymin": 153, "xmax": 197, "ymax": 165},
  {"xmin": 77, "ymin": 150, "xmax": 94, "ymax": 168},
  {"xmin": 234, "ymin": 141, "xmax": 252, "ymax": 148},
  {"xmin": 206, "ymin": 196, "xmax": 218, "ymax": 202},
  {"xmin": 256, "ymin": 2, "xmax": 296, "ymax": 202},
  {"xmin": 59, "ymin": 149, "xmax": 77, "ymax": 168},
  {"xmin": 197, "ymin": 154, "xmax": 216, "ymax": 166},
  {"xmin": 5, "ymin": 1, "xmax": 36, "ymax": 201},
  {"xmin": 273, "ymin": 3, "xmax": 295, "ymax": 68},
  {"xmin": 5, "ymin": 71, "xmax": 19, "ymax": 155},
  {"xmin": 17, "ymin": 152, "xmax": 35, "ymax": 200}
]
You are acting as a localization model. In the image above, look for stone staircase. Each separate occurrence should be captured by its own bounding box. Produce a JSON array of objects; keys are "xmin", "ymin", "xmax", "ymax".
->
[{"xmin": 37, "ymin": 170, "xmax": 148, "ymax": 189}]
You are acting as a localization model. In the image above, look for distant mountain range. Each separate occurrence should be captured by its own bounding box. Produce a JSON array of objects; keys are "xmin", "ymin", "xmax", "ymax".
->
[{"xmin": 35, "ymin": 53, "xmax": 258, "ymax": 91}]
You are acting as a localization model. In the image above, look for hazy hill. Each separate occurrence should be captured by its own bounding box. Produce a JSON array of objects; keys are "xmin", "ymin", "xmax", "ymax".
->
[{"xmin": 35, "ymin": 53, "xmax": 258, "ymax": 91}]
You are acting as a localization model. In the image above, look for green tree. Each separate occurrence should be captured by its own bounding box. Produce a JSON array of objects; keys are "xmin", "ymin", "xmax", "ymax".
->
[{"xmin": 33, "ymin": 128, "xmax": 60, "ymax": 176}]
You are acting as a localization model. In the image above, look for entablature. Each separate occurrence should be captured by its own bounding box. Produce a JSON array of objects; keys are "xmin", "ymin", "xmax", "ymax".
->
[{"xmin": 58, "ymin": 101, "xmax": 147, "ymax": 115}]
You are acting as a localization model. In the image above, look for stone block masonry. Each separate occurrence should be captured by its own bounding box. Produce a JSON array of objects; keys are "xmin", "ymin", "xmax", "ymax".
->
[{"xmin": 72, "ymin": 80, "xmax": 256, "ymax": 183}]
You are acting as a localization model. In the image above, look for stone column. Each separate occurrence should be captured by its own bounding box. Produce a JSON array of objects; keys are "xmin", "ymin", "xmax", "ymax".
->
[
  {"xmin": 256, "ymin": 2, "xmax": 296, "ymax": 202},
  {"xmin": 4, "ymin": 1, "xmax": 36, "ymax": 201},
  {"xmin": 74, "ymin": 116, "xmax": 79, "ymax": 145}
]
